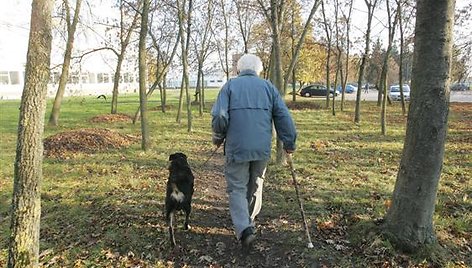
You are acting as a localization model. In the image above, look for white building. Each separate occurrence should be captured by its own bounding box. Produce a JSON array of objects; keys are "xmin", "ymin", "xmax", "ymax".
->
[{"xmin": 0, "ymin": 1, "xmax": 234, "ymax": 100}]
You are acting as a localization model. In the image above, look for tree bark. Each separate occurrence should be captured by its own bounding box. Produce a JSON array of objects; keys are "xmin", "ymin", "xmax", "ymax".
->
[
  {"xmin": 111, "ymin": 1, "xmax": 141, "ymax": 114},
  {"xmin": 321, "ymin": 0, "xmax": 332, "ymax": 109},
  {"xmin": 354, "ymin": 0, "xmax": 378, "ymax": 123},
  {"xmin": 384, "ymin": 0, "xmax": 455, "ymax": 253},
  {"xmin": 397, "ymin": 0, "xmax": 407, "ymax": 116},
  {"xmin": 380, "ymin": 0, "xmax": 399, "ymax": 135},
  {"xmin": 138, "ymin": 0, "xmax": 150, "ymax": 150},
  {"xmin": 48, "ymin": 0, "xmax": 82, "ymax": 126},
  {"xmin": 268, "ymin": 0, "xmax": 286, "ymax": 165},
  {"xmin": 8, "ymin": 0, "xmax": 53, "ymax": 267}
]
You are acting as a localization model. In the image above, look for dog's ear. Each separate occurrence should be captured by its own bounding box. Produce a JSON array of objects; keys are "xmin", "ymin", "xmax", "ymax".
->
[{"xmin": 169, "ymin": 153, "xmax": 176, "ymax": 161}]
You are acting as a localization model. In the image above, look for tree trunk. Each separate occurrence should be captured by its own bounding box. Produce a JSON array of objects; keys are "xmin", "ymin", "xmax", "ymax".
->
[
  {"xmin": 138, "ymin": 0, "xmax": 150, "ymax": 151},
  {"xmin": 321, "ymin": 0, "xmax": 332, "ymax": 109},
  {"xmin": 384, "ymin": 0, "xmax": 455, "ymax": 253},
  {"xmin": 48, "ymin": 0, "xmax": 82, "ymax": 126},
  {"xmin": 176, "ymin": 0, "xmax": 187, "ymax": 125},
  {"xmin": 199, "ymin": 69, "xmax": 204, "ymax": 116},
  {"xmin": 355, "ymin": 0, "xmax": 377, "ymax": 123},
  {"xmin": 111, "ymin": 55, "xmax": 124, "ymax": 114},
  {"xmin": 269, "ymin": 0, "xmax": 286, "ymax": 165},
  {"xmin": 184, "ymin": 0, "xmax": 193, "ymax": 132},
  {"xmin": 380, "ymin": 0, "xmax": 399, "ymax": 135},
  {"xmin": 8, "ymin": 0, "xmax": 53, "ymax": 267},
  {"xmin": 111, "ymin": 1, "xmax": 141, "ymax": 115},
  {"xmin": 398, "ymin": 2, "xmax": 407, "ymax": 116},
  {"xmin": 162, "ymin": 73, "xmax": 167, "ymax": 112}
]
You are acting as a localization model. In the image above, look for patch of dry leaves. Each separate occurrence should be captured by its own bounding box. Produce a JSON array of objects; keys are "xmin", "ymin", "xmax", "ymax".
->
[
  {"xmin": 89, "ymin": 113, "xmax": 133, "ymax": 123},
  {"xmin": 43, "ymin": 128, "xmax": 139, "ymax": 158}
]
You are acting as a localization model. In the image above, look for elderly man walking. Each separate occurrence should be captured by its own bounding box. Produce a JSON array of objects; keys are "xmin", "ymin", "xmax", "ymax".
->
[{"xmin": 211, "ymin": 54, "xmax": 297, "ymax": 248}]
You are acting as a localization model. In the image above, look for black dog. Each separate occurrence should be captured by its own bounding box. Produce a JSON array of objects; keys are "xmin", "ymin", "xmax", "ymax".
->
[{"xmin": 165, "ymin": 152, "xmax": 194, "ymax": 247}]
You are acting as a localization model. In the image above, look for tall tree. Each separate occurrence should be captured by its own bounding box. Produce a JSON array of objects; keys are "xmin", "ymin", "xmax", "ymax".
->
[
  {"xmin": 283, "ymin": 0, "xmax": 321, "ymax": 95},
  {"xmin": 354, "ymin": 0, "xmax": 379, "ymax": 123},
  {"xmin": 234, "ymin": 0, "xmax": 257, "ymax": 53},
  {"xmin": 213, "ymin": 0, "xmax": 234, "ymax": 80},
  {"xmin": 8, "ymin": 0, "xmax": 53, "ymax": 266},
  {"xmin": 380, "ymin": 0, "xmax": 399, "ymax": 135},
  {"xmin": 339, "ymin": 0, "xmax": 353, "ymax": 112},
  {"xmin": 397, "ymin": 0, "xmax": 407, "ymax": 115},
  {"xmin": 48, "ymin": 0, "xmax": 82, "ymax": 126},
  {"xmin": 175, "ymin": 0, "xmax": 193, "ymax": 132},
  {"xmin": 384, "ymin": 0, "xmax": 455, "ymax": 253},
  {"xmin": 192, "ymin": 0, "xmax": 216, "ymax": 116},
  {"xmin": 111, "ymin": 0, "xmax": 141, "ymax": 114},
  {"xmin": 257, "ymin": 0, "xmax": 287, "ymax": 164},
  {"xmin": 132, "ymin": 2, "xmax": 181, "ymax": 122},
  {"xmin": 321, "ymin": 0, "xmax": 334, "ymax": 109},
  {"xmin": 138, "ymin": 0, "xmax": 150, "ymax": 150}
]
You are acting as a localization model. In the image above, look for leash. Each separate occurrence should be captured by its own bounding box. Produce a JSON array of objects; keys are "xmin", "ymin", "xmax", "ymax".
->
[
  {"xmin": 286, "ymin": 153, "xmax": 314, "ymax": 249},
  {"xmin": 200, "ymin": 144, "xmax": 221, "ymax": 167},
  {"xmin": 191, "ymin": 144, "xmax": 221, "ymax": 177}
]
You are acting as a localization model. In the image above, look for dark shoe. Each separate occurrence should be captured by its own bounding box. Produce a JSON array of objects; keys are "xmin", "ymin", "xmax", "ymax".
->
[{"xmin": 240, "ymin": 227, "xmax": 256, "ymax": 248}]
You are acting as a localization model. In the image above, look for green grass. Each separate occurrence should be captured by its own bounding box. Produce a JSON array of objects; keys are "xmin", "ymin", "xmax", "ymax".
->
[{"xmin": 0, "ymin": 91, "xmax": 470, "ymax": 267}]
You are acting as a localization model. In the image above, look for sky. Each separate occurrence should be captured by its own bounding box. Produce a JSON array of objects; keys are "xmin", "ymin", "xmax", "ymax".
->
[{"xmin": 0, "ymin": 0, "xmax": 470, "ymax": 73}]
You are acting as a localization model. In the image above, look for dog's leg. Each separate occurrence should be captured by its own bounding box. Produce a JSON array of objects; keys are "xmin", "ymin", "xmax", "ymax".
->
[
  {"xmin": 167, "ymin": 210, "xmax": 176, "ymax": 247},
  {"xmin": 183, "ymin": 204, "xmax": 191, "ymax": 230}
]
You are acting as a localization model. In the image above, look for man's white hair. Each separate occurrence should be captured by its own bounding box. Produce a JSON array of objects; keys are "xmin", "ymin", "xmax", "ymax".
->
[{"xmin": 237, "ymin": 54, "xmax": 263, "ymax": 75}]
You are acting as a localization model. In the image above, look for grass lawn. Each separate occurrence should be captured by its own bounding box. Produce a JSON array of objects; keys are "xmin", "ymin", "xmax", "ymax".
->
[{"xmin": 0, "ymin": 90, "xmax": 470, "ymax": 267}]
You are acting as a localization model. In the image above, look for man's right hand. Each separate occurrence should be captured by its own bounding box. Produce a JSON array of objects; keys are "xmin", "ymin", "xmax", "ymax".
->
[
  {"xmin": 285, "ymin": 149, "xmax": 294, "ymax": 154},
  {"xmin": 212, "ymin": 134, "xmax": 225, "ymax": 147}
]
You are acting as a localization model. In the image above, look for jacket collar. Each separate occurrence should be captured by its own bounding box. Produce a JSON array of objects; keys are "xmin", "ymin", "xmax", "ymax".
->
[{"xmin": 238, "ymin": 69, "xmax": 258, "ymax": 77}]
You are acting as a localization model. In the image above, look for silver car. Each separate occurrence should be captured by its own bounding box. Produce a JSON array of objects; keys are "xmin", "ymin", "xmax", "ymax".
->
[{"xmin": 389, "ymin": 85, "xmax": 410, "ymax": 101}]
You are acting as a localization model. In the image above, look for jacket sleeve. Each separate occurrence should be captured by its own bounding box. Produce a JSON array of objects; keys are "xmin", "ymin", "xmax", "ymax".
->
[
  {"xmin": 271, "ymin": 86, "xmax": 297, "ymax": 151},
  {"xmin": 211, "ymin": 82, "xmax": 230, "ymax": 139}
]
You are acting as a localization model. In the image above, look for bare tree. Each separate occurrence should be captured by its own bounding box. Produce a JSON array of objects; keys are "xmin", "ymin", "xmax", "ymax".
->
[
  {"xmin": 283, "ymin": 0, "xmax": 321, "ymax": 95},
  {"xmin": 213, "ymin": 0, "xmax": 235, "ymax": 80},
  {"xmin": 234, "ymin": 0, "xmax": 257, "ymax": 53},
  {"xmin": 380, "ymin": 0, "xmax": 400, "ymax": 135},
  {"xmin": 321, "ymin": 0, "xmax": 334, "ymax": 109},
  {"xmin": 354, "ymin": 0, "xmax": 379, "ymax": 123},
  {"xmin": 8, "ymin": 0, "xmax": 53, "ymax": 266},
  {"xmin": 48, "ymin": 0, "xmax": 82, "ymax": 126},
  {"xmin": 138, "ymin": 0, "xmax": 150, "ymax": 150},
  {"xmin": 132, "ymin": 3, "xmax": 181, "ymax": 122},
  {"xmin": 192, "ymin": 0, "xmax": 216, "ymax": 116},
  {"xmin": 384, "ymin": 0, "xmax": 455, "ymax": 253},
  {"xmin": 396, "ymin": 0, "xmax": 415, "ymax": 116},
  {"xmin": 175, "ymin": 0, "xmax": 194, "ymax": 132},
  {"xmin": 111, "ymin": 0, "xmax": 141, "ymax": 114},
  {"xmin": 339, "ymin": 0, "xmax": 353, "ymax": 111},
  {"xmin": 256, "ymin": 0, "xmax": 287, "ymax": 164}
]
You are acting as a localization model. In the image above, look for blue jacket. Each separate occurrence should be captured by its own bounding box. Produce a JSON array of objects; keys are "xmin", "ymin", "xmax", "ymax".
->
[{"xmin": 211, "ymin": 70, "xmax": 297, "ymax": 162}]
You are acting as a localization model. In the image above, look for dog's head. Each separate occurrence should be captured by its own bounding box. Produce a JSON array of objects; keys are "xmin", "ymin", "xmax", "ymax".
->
[{"xmin": 168, "ymin": 152, "xmax": 189, "ymax": 169}]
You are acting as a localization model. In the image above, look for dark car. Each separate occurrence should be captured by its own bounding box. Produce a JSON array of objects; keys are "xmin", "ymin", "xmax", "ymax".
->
[{"xmin": 300, "ymin": 84, "xmax": 339, "ymax": 97}]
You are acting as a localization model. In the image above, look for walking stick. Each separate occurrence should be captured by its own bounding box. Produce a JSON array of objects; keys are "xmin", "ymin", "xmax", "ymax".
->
[{"xmin": 286, "ymin": 153, "xmax": 314, "ymax": 249}]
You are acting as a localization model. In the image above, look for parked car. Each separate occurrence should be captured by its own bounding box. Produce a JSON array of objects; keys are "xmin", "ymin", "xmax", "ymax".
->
[
  {"xmin": 450, "ymin": 83, "xmax": 469, "ymax": 91},
  {"xmin": 388, "ymin": 84, "xmax": 410, "ymax": 101},
  {"xmin": 337, "ymin": 84, "xmax": 358, "ymax": 93},
  {"xmin": 300, "ymin": 84, "xmax": 339, "ymax": 97}
]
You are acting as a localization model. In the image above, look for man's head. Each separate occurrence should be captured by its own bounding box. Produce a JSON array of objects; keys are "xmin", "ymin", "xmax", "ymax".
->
[{"xmin": 237, "ymin": 54, "xmax": 263, "ymax": 75}]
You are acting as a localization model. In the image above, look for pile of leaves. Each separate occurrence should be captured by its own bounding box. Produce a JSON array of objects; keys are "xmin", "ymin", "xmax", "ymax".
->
[
  {"xmin": 287, "ymin": 101, "xmax": 322, "ymax": 110},
  {"xmin": 89, "ymin": 113, "xmax": 133, "ymax": 123},
  {"xmin": 43, "ymin": 128, "xmax": 139, "ymax": 158}
]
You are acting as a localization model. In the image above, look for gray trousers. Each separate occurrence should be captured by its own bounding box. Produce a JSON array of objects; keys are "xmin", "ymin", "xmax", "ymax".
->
[{"xmin": 225, "ymin": 159, "xmax": 267, "ymax": 239}]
